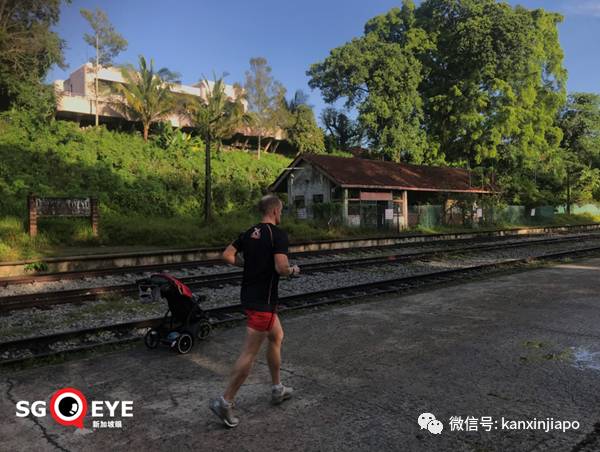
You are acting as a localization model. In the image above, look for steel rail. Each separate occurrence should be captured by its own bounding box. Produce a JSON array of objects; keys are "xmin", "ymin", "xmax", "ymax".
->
[
  {"xmin": 2, "ymin": 233, "xmax": 600, "ymax": 312},
  {"xmin": 2, "ymin": 244, "xmax": 600, "ymax": 366},
  {"xmin": 2, "ymin": 223, "xmax": 599, "ymax": 285}
]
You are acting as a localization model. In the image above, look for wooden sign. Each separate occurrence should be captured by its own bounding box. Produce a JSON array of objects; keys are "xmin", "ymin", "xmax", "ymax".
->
[
  {"xmin": 28, "ymin": 194, "xmax": 99, "ymax": 237},
  {"xmin": 35, "ymin": 197, "xmax": 91, "ymax": 217}
]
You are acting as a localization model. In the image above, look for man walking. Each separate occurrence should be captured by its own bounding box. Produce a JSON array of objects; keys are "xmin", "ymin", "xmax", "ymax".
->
[{"xmin": 209, "ymin": 194, "xmax": 300, "ymax": 428}]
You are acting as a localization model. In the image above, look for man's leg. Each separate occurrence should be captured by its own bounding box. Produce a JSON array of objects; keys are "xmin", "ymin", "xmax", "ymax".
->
[
  {"xmin": 223, "ymin": 327, "xmax": 267, "ymax": 401},
  {"xmin": 266, "ymin": 314, "xmax": 284, "ymax": 385},
  {"xmin": 267, "ymin": 315, "xmax": 293, "ymax": 404},
  {"xmin": 210, "ymin": 327, "xmax": 266, "ymax": 427}
]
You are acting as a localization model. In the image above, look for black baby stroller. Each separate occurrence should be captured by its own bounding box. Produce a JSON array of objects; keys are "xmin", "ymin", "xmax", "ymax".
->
[{"xmin": 137, "ymin": 273, "xmax": 211, "ymax": 354}]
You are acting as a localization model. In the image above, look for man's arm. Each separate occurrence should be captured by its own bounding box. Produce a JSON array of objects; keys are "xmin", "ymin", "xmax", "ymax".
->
[
  {"xmin": 272, "ymin": 229, "xmax": 298, "ymax": 276},
  {"xmin": 222, "ymin": 244, "xmax": 244, "ymax": 267},
  {"xmin": 274, "ymin": 253, "xmax": 299, "ymax": 277}
]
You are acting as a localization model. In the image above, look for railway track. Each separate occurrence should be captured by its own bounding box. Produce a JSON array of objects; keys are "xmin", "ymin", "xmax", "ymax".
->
[
  {"xmin": 2, "ymin": 233, "xmax": 600, "ymax": 312},
  {"xmin": 2, "ymin": 223, "xmax": 599, "ymax": 283},
  {"xmin": 0, "ymin": 232, "xmax": 555, "ymax": 287},
  {"xmin": 2, "ymin": 243, "xmax": 600, "ymax": 366}
]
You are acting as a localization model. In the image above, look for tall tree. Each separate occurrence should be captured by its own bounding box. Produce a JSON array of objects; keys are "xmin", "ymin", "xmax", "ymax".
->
[
  {"xmin": 81, "ymin": 8, "xmax": 127, "ymax": 126},
  {"xmin": 0, "ymin": 0, "xmax": 66, "ymax": 113},
  {"xmin": 285, "ymin": 89, "xmax": 310, "ymax": 112},
  {"xmin": 244, "ymin": 57, "xmax": 282, "ymax": 159},
  {"xmin": 117, "ymin": 55, "xmax": 175, "ymax": 142},
  {"xmin": 283, "ymin": 91, "xmax": 325, "ymax": 153},
  {"xmin": 189, "ymin": 76, "xmax": 249, "ymax": 222},
  {"xmin": 308, "ymin": 1, "xmax": 432, "ymax": 162},
  {"xmin": 416, "ymin": 0, "xmax": 566, "ymax": 169},
  {"xmin": 557, "ymin": 93, "xmax": 600, "ymax": 212},
  {"xmin": 308, "ymin": 0, "xmax": 568, "ymax": 204},
  {"xmin": 320, "ymin": 107, "xmax": 364, "ymax": 151}
]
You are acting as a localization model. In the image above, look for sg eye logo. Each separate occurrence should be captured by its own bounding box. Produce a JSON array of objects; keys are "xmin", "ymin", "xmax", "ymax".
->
[
  {"xmin": 50, "ymin": 388, "xmax": 87, "ymax": 428},
  {"xmin": 16, "ymin": 387, "xmax": 133, "ymax": 429},
  {"xmin": 16, "ymin": 388, "xmax": 87, "ymax": 429}
]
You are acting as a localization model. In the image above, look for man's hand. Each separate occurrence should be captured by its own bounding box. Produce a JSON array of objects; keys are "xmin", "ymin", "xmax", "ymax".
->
[
  {"xmin": 289, "ymin": 264, "xmax": 300, "ymax": 277},
  {"xmin": 234, "ymin": 253, "xmax": 245, "ymax": 268}
]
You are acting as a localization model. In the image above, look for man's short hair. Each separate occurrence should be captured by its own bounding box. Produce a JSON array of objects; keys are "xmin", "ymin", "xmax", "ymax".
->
[{"xmin": 258, "ymin": 194, "xmax": 283, "ymax": 215}]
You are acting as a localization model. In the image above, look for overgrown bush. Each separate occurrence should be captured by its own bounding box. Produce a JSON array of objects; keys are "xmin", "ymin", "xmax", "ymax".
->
[
  {"xmin": 312, "ymin": 202, "xmax": 343, "ymax": 226},
  {"xmin": 0, "ymin": 113, "xmax": 291, "ymax": 219}
]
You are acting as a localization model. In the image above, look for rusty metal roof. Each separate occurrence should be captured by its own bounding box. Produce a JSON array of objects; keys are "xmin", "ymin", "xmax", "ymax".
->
[{"xmin": 271, "ymin": 154, "xmax": 497, "ymax": 194}]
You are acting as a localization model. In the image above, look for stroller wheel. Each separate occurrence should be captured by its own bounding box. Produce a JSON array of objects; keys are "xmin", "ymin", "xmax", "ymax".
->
[
  {"xmin": 176, "ymin": 333, "xmax": 193, "ymax": 354},
  {"xmin": 144, "ymin": 329, "xmax": 160, "ymax": 349},
  {"xmin": 197, "ymin": 320, "xmax": 212, "ymax": 340}
]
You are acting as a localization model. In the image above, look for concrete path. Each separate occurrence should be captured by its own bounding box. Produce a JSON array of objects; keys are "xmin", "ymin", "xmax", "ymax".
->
[{"xmin": 2, "ymin": 258, "xmax": 600, "ymax": 451}]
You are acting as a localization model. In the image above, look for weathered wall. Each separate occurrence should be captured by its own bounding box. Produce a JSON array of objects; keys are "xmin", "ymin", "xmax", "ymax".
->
[{"xmin": 287, "ymin": 162, "xmax": 333, "ymax": 217}]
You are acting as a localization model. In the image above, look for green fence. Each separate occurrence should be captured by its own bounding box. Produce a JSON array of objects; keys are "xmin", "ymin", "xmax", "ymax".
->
[
  {"xmin": 410, "ymin": 204, "xmax": 559, "ymax": 228},
  {"xmin": 555, "ymin": 204, "xmax": 600, "ymax": 216},
  {"xmin": 489, "ymin": 205, "xmax": 555, "ymax": 225},
  {"xmin": 409, "ymin": 205, "xmax": 443, "ymax": 228},
  {"xmin": 293, "ymin": 201, "xmax": 598, "ymax": 230}
]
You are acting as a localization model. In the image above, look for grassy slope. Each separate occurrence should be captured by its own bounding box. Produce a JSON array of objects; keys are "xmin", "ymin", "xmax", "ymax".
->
[
  {"xmin": 0, "ymin": 117, "xmax": 295, "ymax": 260},
  {"xmin": 1, "ymin": 116, "xmax": 598, "ymax": 262}
]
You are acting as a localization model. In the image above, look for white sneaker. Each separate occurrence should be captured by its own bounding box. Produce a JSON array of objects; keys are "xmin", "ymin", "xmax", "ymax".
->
[
  {"xmin": 271, "ymin": 384, "xmax": 293, "ymax": 405},
  {"xmin": 209, "ymin": 397, "xmax": 239, "ymax": 428}
]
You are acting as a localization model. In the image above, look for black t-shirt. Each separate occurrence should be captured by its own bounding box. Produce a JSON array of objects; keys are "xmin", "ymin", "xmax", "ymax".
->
[{"xmin": 232, "ymin": 223, "xmax": 289, "ymax": 312}]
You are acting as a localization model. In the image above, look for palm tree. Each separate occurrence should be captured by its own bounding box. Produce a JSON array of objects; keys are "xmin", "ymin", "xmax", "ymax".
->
[
  {"xmin": 117, "ymin": 55, "xmax": 175, "ymax": 141},
  {"xmin": 285, "ymin": 89, "xmax": 310, "ymax": 113},
  {"xmin": 189, "ymin": 76, "xmax": 250, "ymax": 222}
]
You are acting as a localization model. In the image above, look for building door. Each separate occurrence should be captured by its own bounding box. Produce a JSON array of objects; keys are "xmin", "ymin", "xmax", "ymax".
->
[{"xmin": 377, "ymin": 201, "xmax": 387, "ymax": 229}]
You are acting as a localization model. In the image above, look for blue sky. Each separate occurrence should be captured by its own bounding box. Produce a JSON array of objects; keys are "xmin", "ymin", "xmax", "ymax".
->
[{"xmin": 47, "ymin": 0, "xmax": 600, "ymax": 122}]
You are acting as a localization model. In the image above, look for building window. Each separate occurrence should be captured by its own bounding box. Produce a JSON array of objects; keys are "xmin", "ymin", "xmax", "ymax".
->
[
  {"xmin": 331, "ymin": 186, "xmax": 342, "ymax": 200},
  {"xmin": 348, "ymin": 188, "xmax": 360, "ymax": 199},
  {"xmin": 294, "ymin": 196, "xmax": 305, "ymax": 209},
  {"xmin": 348, "ymin": 201, "xmax": 360, "ymax": 216},
  {"xmin": 313, "ymin": 194, "xmax": 324, "ymax": 204}
]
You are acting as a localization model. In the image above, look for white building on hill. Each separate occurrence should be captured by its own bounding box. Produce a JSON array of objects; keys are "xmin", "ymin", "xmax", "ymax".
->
[{"xmin": 53, "ymin": 63, "xmax": 284, "ymax": 144}]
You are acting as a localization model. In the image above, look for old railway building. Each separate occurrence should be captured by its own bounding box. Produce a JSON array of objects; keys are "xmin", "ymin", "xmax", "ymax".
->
[{"xmin": 269, "ymin": 154, "xmax": 496, "ymax": 230}]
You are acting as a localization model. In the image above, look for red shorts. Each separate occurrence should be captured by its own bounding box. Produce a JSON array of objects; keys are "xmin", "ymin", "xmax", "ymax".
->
[{"xmin": 245, "ymin": 309, "xmax": 278, "ymax": 332}]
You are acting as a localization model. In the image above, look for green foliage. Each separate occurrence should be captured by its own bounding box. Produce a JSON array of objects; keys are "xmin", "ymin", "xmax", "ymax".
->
[
  {"xmin": 325, "ymin": 149, "xmax": 355, "ymax": 158},
  {"xmin": 308, "ymin": 0, "xmax": 569, "ymax": 204},
  {"xmin": 152, "ymin": 122, "xmax": 203, "ymax": 153},
  {"xmin": 557, "ymin": 93, "xmax": 600, "ymax": 206},
  {"xmin": 320, "ymin": 107, "xmax": 364, "ymax": 151},
  {"xmin": 190, "ymin": 77, "xmax": 249, "ymax": 144},
  {"xmin": 285, "ymin": 104, "xmax": 325, "ymax": 153},
  {"xmin": 0, "ymin": 207, "xmax": 395, "ymax": 262},
  {"xmin": 308, "ymin": 1, "xmax": 432, "ymax": 162},
  {"xmin": 80, "ymin": 8, "xmax": 127, "ymax": 66},
  {"xmin": 80, "ymin": 7, "xmax": 127, "ymax": 127},
  {"xmin": 189, "ymin": 76, "xmax": 251, "ymax": 220},
  {"xmin": 311, "ymin": 202, "xmax": 343, "ymax": 225},
  {"xmin": 0, "ymin": 112, "xmax": 290, "ymax": 222},
  {"xmin": 117, "ymin": 56, "xmax": 175, "ymax": 141},
  {"xmin": 24, "ymin": 261, "xmax": 49, "ymax": 272},
  {"xmin": 552, "ymin": 213, "xmax": 600, "ymax": 225},
  {"xmin": 417, "ymin": 0, "xmax": 566, "ymax": 162},
  {"xmin": 0, "ymin": 216, "xmax": 59, "ymax": 261},
  {"xmin": 0, "ymin": 0, "xmax": 65, "ymax": 111},
  {"xmin": 244, "ymin": 57, "xmax": 284, "ymax": 155}
]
